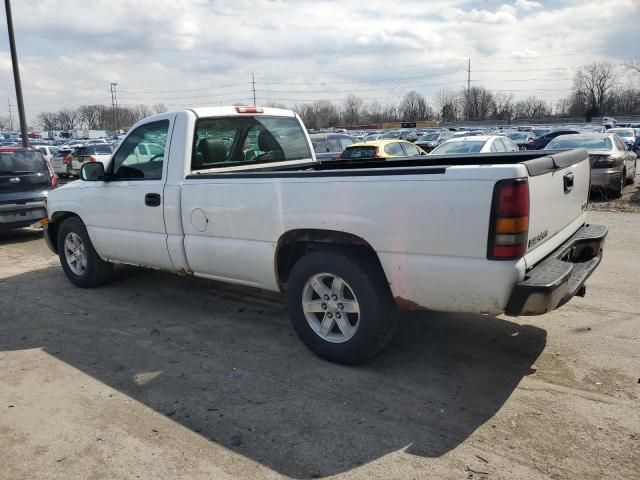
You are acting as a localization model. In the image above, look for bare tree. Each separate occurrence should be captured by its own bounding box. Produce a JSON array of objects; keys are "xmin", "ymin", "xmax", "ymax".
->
[
  {"xmin": 36, "ymin": 112, "xmax": 60, "ymax": 131},
  {"xmin": 624, "ymin": 57, "xmax": 640, "ymax": 75},
  {"xmin": 435, "ymin": 88, "xmax": 459, "ymax": 122},
  {"xmin": 0, "ymin": 116, "xmax": 10, "ymax": 130},
  {"xmin": 56, "ymin": 109, "xmax": 79, "ymax": 130},
  {"xmin": 399, "ymin": 90, "xmax": 430, "ymax": 121},
  {"xmin": 152, "ymin": 103, "xmax": 168, "ymax": 114},
  {"xmin": 573, "ymin": 61, "xmax": 616, "ymax": 119},
  {"xmin": 462, "ymin": 86, "xmax": 494, "ymax": 121},
  {"xmin": 491, "ymin": 92, "xmax": 514, "ymax": 121},
  {"xmin": 342, "ymin": 94, "xmax": 364, "ymax": 126},
  {"xmin": 77, "ymin": 105, "xmax": 104, "ymax": 129}
]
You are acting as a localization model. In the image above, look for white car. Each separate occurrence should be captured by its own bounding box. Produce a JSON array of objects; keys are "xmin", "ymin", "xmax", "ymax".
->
[
  {"xmin": 36, "ymin": 145, "xmax": 60, "ymax": 164},
  {"xmin": 44, "ymin": 106, "xmax": 606, "ymax": 364},
  {"xmin": 69, "ymin": 144, "xmax": 114, "ymax": 176},
  {"xmin": 430, "ymin": 135, "xmax": 520, "ymax": 155}
]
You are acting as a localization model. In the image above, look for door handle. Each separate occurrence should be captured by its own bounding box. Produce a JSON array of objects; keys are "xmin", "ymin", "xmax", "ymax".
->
[
  {"xmin": 563, "ymin": 172, "xmax": 574, "ymax": 194},
  {"xmin": 145, "ymin": 193, "xmax": 161, "ymax": 207}
]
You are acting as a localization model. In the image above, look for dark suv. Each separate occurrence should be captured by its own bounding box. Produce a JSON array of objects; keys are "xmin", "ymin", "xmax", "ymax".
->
[
  {"xmin": 0, "ymin": 148, "xmax": 56, "ymax": 230},
  {"xmin": 528, "ymin": 130, "xmax": 580, "ymax": 150}
]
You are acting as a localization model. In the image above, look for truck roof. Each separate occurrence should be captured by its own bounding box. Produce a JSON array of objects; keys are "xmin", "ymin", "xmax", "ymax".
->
[{"xmin": 190, "ymin": 106, "xmax": 297, "ymax": 118}]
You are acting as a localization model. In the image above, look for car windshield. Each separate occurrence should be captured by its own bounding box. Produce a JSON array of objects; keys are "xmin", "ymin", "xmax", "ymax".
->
[
  {"xmin": 507, "ymin": 133, "xmax": 528, "ymax": 141},
  {"xmin": 610, "ymin": 129, "xmax": 633, "ymax": 138},
  {"xmin": 546, "ymin": 137, "xmax": 612, "ymax": 150},
  {"xmin": 0, "ymin": 150, "xmax": 47, "ymax": 173},
  {"xmin": 431, "ymin": 140, "xmax": 485, "ymax": 154},
  {"xmin": 418, "ymin": 133, "xmax": 439, "ymax": 141}
]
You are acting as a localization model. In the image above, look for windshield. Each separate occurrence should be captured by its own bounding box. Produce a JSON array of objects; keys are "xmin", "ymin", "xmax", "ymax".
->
[
  {"xmin": 610, "ymin": 129, "xmax": 633, "ymax": 138},
  {"xmin": 546, "ymin": 137, "xmax": 612, "ymax": 150},
  {"xmin": 506, "ymin": 133, "xmax": 528, "ymax": 141},
  {"xmin": 418, "ymin": 133, "xmax": 439, "ymax": 141},
  {"xmin": 431, "ymin": 140, "xmax": 485, "ymax": 154},
  {"xmin": 0, "ymin": 150, "xmax": 47, "ymax": 173}
]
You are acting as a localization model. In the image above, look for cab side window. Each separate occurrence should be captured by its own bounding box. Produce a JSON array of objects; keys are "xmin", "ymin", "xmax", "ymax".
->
[
  {"xmin": 111, "ymin": 120, "xmax": 169, "ymax": 180},
  {"xmin": 385, "ymin": 142, "xmax": 405, "ymax": 156}
]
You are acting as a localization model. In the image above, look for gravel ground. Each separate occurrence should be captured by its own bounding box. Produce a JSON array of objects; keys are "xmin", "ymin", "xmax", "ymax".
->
[{"xmin": 0, "ymin": 211, "xmax": 638, "ymax": 480}]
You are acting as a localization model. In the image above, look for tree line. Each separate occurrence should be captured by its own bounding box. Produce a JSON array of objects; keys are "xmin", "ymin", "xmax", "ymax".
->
[
  {"xmin": 32, "ymin": 103, "xmax": 168, "ymax": 132},
  {"xmin": 8, "ymin": 60, "xmax": 639, "ymax": 133}
]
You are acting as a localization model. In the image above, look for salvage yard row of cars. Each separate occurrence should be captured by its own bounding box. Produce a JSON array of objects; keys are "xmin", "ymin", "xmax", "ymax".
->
[{"xmin": 1, "ymin": 116, "xmax": 638, "ymax": 235}]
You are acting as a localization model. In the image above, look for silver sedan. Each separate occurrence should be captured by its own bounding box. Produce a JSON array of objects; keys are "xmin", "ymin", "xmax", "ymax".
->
[{"xmin": 545, "ymin": 133, "xmax": 637, "ymax": 198}]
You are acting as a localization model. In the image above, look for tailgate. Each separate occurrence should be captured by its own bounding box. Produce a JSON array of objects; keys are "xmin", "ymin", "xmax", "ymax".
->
[{"xmin": 523, "ymin": 149, "xmax": 590, "ymax": 265}]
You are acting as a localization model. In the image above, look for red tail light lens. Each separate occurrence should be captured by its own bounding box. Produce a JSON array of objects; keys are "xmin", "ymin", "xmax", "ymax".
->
[
  {"xmin": 235, "ymin": 107, "xmax": 263, "ymax": 114},
  {"xmin": 63, "ymin": 155, "xmax": 71, "ymax": 165},
  {"xmin": 336, "ymin": 151, "xmax": 344, "ymax": 160},
  {"xmin": 487, "ymin": 179, "xmax": 529, "ymax": 260},
  {"xmin": 51, "ymin": 175, "xmax": 58, "ymax": 187},
  {"xmin": 373, "ymin": 147, "xmax": 381, "ymax": 158},
  {"xmin": 89, "ymin": 155, "xmax": 97, "ymax": 163}
]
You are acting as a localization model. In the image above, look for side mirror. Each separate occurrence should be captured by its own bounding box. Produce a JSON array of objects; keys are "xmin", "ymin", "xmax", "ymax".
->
[{"xmin": 81, "ymin": 162, "xmax": 106, "ymax": 181}]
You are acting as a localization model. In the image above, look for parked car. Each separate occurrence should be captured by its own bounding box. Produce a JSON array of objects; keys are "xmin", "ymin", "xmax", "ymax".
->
[
  {"xmin": 36, "ymin": 145, "xmax": 60, "ymax": 167},
  {"xmin": 430, "ymin": 135, "xmax": 519, "ymax": 155},
  {"xmin": 0, "ymin": 148, "xmax": 57, "ymax": 230},
  {"xmin": 51, "ymin": 148, "xmax": 75, "ymax": 178},
  {"xmin": 545, "ymin": 133, "xmax": 636, "ymax": 198},
  {"xmin": 506, "ymin": 132, "xmax": 536, "ymax": 150},
  {"xmin": 607, "ymin": 128, "xmax": 639, "ymax": 152},
  {"xmin": 309, "ymin": 133, "xmax": 355, "ymax": 161},
  {"xmin": 528, "ymin": 130, "xmax": 580, "ymax": 150},
  {"xmin": 338, "ymin": 140, "xmax": 427, "ymax": 159},
  {"xmin": 44, "ymin": 106, "xmax": 606, "ymax": 364},
  {"xmin": 414, "ymin": 131, "xmax": 452, "ymax": 152},
  {"xmin": 69, "ymin": 144, "xmax": 115, "ymax": 176}
]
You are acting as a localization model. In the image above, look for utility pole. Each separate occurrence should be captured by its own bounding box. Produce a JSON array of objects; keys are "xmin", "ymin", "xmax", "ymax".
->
[
  {"xmin": 251, "ymin": 72, "xmax": 256, "ymax": 107},
  {"xmin": 110, "ymin": 82, "xmax": 119, "ymax": 131},
  {"xmin": 4, "ymin": 0, "xmax": 29, "ymax": 147},
  {"xmin": 7, "ymin": 98, "xmax": 14, "ymax": 131}
]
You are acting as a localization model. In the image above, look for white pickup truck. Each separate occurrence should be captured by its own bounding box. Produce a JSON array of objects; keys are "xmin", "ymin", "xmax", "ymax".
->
[{"xmin": 43, "ymin": 107, "xmax": 607, "ymax": 364}]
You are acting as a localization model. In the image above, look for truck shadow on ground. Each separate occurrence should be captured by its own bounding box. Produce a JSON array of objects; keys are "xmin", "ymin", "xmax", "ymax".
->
[
  {"xmin": 0, "ymin": 265, "xmax": 546, "ymax": 478},
  {"xmin": 0, "ymin": 227, "xmax": 43, "ymax": 246}
]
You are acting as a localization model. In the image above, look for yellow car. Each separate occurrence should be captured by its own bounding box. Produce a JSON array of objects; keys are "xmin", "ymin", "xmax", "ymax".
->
[{"xmin": 338, "ymin": 139, "xmax": 427, "ymax": 160}]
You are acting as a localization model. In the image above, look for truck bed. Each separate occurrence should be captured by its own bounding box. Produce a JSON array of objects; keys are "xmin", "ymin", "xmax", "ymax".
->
[{"xmin": 187, "ymin": 149, "xmax": 586, "ymax": 179}]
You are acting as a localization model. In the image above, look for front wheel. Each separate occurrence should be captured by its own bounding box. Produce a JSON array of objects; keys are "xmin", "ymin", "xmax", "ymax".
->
[
  {"xmin": 57, "ymin": 216, "xmax": 114, "ymax": 288},
  {"xmin": 286, "ymin": 248, "xmax": 398, "ymax": 364}
]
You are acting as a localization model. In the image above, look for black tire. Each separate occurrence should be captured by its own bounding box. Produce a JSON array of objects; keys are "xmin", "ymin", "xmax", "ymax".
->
[
  {"xmin": 57, "ymin": 216, "xmax": 114, "ymax": 288},
  {"xmin": 286, "ymin": 247, "xmax": 398, "ymax": 364}
]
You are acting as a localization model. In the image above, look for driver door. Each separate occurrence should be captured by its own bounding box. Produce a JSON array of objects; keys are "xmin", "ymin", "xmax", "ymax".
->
[{"xmin": 83, "ymin": 116, "xmax": 175, "ymax": 269}]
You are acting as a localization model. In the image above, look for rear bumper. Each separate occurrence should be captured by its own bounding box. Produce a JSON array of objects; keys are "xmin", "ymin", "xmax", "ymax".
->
[
  {"xmin": 591, "ymin": 168, "xmax": 622, "ymax": 190},
  {"xmin": 0, "ymin": 200, "xmax": 47, "ymax": 230},
  {"xmin": 505, "ymin": 224, "xmax": 607, "ymax": 316}
]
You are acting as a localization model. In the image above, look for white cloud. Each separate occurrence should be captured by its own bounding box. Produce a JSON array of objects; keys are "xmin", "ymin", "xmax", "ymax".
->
[{"xmin": 514, "ymin": 0, "xmax": 543, "ymax": 11}]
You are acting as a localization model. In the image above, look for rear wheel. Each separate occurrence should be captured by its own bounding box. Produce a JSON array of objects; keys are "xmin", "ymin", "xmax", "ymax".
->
[
  {"xmin": 286, "ymin": 248, "xmax": 398, "ymax": 364},
  {"xmin": 57, "ymin": 216, "xmax": 114, "ymax": 288}
]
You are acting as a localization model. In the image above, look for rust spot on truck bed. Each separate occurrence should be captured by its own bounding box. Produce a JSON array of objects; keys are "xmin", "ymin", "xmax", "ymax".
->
[{"xmin": 394, "ymin": 297, "xmax": 428, "ymax": 311}]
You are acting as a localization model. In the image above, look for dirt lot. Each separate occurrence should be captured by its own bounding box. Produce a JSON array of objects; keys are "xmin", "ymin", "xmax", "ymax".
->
[{"xmin": 0, "ymin": 211, "xmax": 638, "ymax": 480}]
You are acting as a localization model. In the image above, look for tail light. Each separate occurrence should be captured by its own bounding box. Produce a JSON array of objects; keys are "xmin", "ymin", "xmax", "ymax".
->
[
  {"xmin": 487, "ymin": 179, "xmax": 529, "ymax": 260},
  {"xmin": 89, "ymin": 155, "xmax": 97, "ymax": 162},
  {"xmin": 235, "ymin": 107, "xmax": 263, "ymax": 114},
  {"xmin": 336, "ymin": 150, "xmax": 344, "ymax": 160},
  {"xmin": 373, "ymin": 147, "xmax": 381, "ymax": 158},
  {"xmin": 51, "ymin": 174, "xmax": 58, "ymax": 188},
  {"xmin": 593, "ymin": 155, "xmax": 616, "ymax": 168},
  {"xmin": 63, "ymin": 155, "xmax": 71, "ymax": 165}
]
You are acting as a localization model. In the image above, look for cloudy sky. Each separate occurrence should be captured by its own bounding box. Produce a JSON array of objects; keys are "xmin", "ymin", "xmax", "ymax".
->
[{"xmin": 1, "ymin": 0, "xmax": 638, "ymax": 123}]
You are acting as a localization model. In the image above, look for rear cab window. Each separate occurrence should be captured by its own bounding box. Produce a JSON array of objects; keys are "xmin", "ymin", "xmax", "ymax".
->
[{"xmin": 191, "ymin": 115, "xmax": 312, "ymax": 171}]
